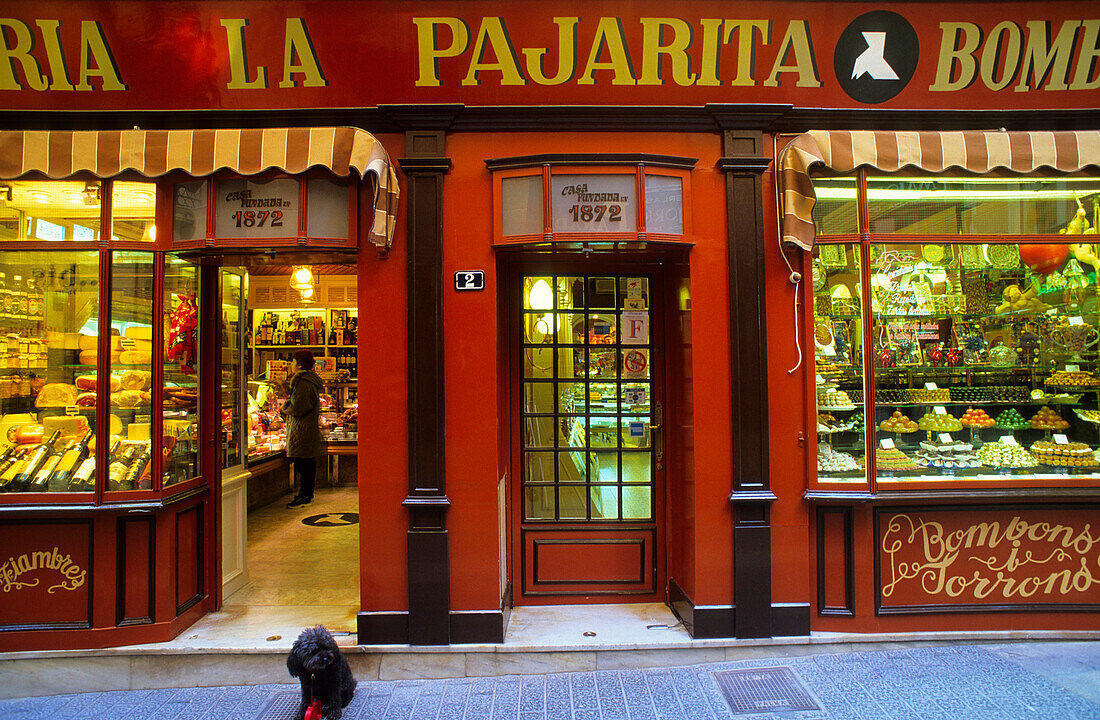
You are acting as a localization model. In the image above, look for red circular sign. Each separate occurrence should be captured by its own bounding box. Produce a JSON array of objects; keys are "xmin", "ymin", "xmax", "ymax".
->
[{"xmin": 623, "ymin": 350, "xmax": 647, "ymax": 373}]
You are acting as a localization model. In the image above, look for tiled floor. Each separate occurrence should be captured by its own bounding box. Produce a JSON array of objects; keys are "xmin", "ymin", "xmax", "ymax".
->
[{"xmin": 157, "ymin": 484, "xmax": 361, "ymax": 649}]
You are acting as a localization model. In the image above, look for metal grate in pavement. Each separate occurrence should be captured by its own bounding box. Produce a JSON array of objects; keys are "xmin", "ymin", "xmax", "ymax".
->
[
  {"xmin": 712, "ymin": 666, "xmax": 822, "ymax": 715},
  {"xmin": 253, "ymin": 690, "xmax": 303, "ymax": 719}
]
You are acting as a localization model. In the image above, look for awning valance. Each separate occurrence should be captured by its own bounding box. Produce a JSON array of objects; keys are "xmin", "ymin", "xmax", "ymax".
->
[
  {"xmin": 0, "ymin": 127, "xmax": 400, "ymax": 250},
  {"xmin": 778, "ymin": 130, "xmax": 1100, "ymax": 251}
]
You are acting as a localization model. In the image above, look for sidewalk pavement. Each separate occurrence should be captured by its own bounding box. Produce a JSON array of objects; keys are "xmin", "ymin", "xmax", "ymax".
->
[{"xmin": 1, "ymin": 640, "xmax": 1097, "ymax": 719}]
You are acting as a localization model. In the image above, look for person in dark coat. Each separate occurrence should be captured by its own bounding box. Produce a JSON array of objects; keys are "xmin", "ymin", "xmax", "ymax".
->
[{"xmin": 282, "ymin": 349, "xmax": 324, "ymax": 508}]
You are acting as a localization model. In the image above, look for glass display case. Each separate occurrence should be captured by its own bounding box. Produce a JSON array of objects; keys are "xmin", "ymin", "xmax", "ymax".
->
[
  {"xmin": 248, "ymin": 378, "xmax": 286, "ymax": 462},
  {"xmin": 221, "ymin": 269, "xmax": 245, "ymax": 473},
  {"xmin": 811, "ymin": 172, "xmax": 1100, "ymax": 489}
]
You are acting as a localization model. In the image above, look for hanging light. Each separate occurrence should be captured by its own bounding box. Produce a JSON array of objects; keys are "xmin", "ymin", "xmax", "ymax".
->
[
  {"xmin": 290, "ymin": 265, "xmax": 314, "ymax": 290},
  {"xmin": 299, "ymin": 285, "xmax": 315, "ymax": 304},
  {"xmin": 528, "ymin": 278, "xmax": 553, "ymax": 310}
]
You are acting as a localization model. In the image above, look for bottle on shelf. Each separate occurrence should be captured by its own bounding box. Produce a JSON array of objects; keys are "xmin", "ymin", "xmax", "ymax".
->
[
  {"xmin": 121, "ymin": 445, "xmax": 153, "ymax": 490},
  {"xmin": 329, "ymin": 326, "xmax": 337, "ymax": 345},
  {"xmin": 0, "ymin": 445, "xmax": 20, "ymax": 487},
  {"xmin": 69, "ymin": 443, "xmax": 99, "ymax": 491},
  {"xmin": 11, "ymin": 274, "xmax": 26, "ymax": 330},
  {"xmin": 106, "ymin": 439, "xmax": 133, "ymax": 490},
  {"xmin": 29, "ymin": 439, "xmax": 70, "ymax": 491},
  {"xmin": 52, "ymin": 429, "xmax": 93, "ymax": 490},
  {"xmin": 0, "ymin": 271, "xmax": 10, "ymax": 323},
  {"xmin": 10, "ymin": 430, "xmax": 61, "ymax": 491}
]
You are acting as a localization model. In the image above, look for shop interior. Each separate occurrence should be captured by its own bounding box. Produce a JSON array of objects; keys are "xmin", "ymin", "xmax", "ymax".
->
[{"xmin": 219, "ymin": 262, "xmax": 360, "ymax": 627}]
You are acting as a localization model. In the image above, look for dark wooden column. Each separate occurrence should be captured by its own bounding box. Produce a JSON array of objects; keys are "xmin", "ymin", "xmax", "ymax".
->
[
  {"xmin": 399, "ymin": 130, "xmax": 453, "ymax": 645},
  {"xmin": 711, "ymin": 106, "xmax": 784, "ymax": 639}
]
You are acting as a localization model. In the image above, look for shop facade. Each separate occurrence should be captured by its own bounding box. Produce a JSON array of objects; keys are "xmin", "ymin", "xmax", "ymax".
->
[{"xmin": 0, "ymin": 0, "xmax": 1096, "ymax": 651}]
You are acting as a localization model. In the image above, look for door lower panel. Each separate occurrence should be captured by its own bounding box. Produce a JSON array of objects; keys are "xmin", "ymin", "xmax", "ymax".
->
[{"xmin": 522, "ymin": 526, "xmax": 656, "ymax": 596}]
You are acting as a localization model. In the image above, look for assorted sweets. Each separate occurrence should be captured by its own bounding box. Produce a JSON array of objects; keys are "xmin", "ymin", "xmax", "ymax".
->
[
  {"xmin": 1029, "ymin": 440, "xmax": 1100, "ymax": 468},
  {"xmin": 817, "ymin": 443, "xmax": 860, "ymax": 473},
  {"xmin": 977, "ymin": 440, "xmax": 1041, "ymax": 469},
  {"xmin": 959, "ymin": 407, "xmax": 995, "ymax": 428},
  {"xmin": 917, "ymin": 411, "xmax": 963, "ymax": 433},
  {"xmin": 914, "ymin": 439, "xmax": 980, "ymax": 469},
  {"xmin": 994, "ymin": 408, "xmax": 1030, "ymax": 429},
  {"xmin": 816, "ymin": 387, "xmax": 854, "ymax": 407},
  {"xmin": 873, "ymin": 447, "xmax": 920, "ymax": 471},
  {"xmin": 879, "ymin": 411, "xmax": 918, "ymax": 433},
  {"xmin": 1046, "ymin": 370, "xmax": 1100, "ymax": 388},
  {"xmin": 1029, "ymin": 406, "xmax": 1070, "ymax": 430}
]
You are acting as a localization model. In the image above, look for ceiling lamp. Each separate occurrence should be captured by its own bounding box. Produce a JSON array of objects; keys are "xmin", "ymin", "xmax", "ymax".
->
[
  {"xmin": 30, "ymin": 190, "xmax": 52, "ymax": 204},
  {"xmin": 298, "ymin": 285, "xmax": 315, "ymax": 304},
  {"xmin": 290, "ymin": 265, "xmax": 314, "ymax": 290}
]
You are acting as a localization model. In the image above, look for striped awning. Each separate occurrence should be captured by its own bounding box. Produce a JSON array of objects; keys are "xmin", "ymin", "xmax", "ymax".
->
[
  {"xmin": 778, "ymin": 130, "xmax": 1100, "ymax": 251},
  {"xmin": 0, "ymin": 127, "xmax": 400, "ymax": 251}
]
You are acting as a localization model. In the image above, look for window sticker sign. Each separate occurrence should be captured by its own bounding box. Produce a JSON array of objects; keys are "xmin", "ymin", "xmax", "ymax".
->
[
  {"xmin": 621, "ymin": 312, "xmax": 649, "ymax": 345},
  {"xmin": 550, "ymin": 174, "xmax": 636, "ymax": 233},
  {"xmin": 622, "ymin": 349, "xmax": 648, "ymax": 378}
]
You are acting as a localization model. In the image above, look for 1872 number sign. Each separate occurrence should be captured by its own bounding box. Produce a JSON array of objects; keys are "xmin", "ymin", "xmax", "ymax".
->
[
  {"xmin": 215, "ymin": 177, "xmax": 300, "ymax": 239},
  {"xmin": 551, "ymin": 174, "xmax": 636, "ymax": 233}
]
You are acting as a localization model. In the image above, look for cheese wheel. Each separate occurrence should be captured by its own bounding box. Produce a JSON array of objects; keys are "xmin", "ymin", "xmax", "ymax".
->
[
  {"xmin": 109, "ymin": 413, "xmax": 122, "ymax": 436},
  {"xmin": 124, "ymin": 326, "xmax": 154, "ymax": 340},
  {"xmin": 119, "ymin": 350, "xmax": 152, "ymax": 365},
  {"xmin": 42, "ymin": 415, "xmax": 90, "ymax": 440},
  {"xmin": 78, "ymin": 349, "xmax": 122, "ymax": 365},
  {"xmin": 78, "ymin": 334, "xmax": 99, "ymax": 351}
]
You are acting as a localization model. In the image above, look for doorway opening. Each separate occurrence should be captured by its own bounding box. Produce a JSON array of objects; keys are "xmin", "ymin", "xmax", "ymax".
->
[{"xmin": 217, "ymin": 261, "xmax": 360, "ymax": 636}]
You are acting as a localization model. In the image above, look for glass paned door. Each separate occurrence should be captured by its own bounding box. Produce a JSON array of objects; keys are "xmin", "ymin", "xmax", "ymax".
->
[{"xmin": 518, "ymin": 273, "xmax": 662, "ymax": 600}]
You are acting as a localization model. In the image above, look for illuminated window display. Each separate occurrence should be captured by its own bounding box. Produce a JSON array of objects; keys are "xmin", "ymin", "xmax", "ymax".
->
[{"xmin": 813, "ymin": 175, "xmax": 1100, "ymax": 486}]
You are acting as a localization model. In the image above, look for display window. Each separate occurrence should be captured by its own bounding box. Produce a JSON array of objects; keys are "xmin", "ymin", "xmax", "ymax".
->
[
  {"xmin": 811, "ymin": 170, "xmax": 1100, "ymax": 491},
  {"xmin": 0, "ymin": 178, "xmax": 209, "ymax": 504}
]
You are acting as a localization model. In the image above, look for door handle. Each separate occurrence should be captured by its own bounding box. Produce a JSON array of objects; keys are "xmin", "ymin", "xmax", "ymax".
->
[{"xmin": 653, "ymin": 400, "xmax": 664, "ymax": 471}]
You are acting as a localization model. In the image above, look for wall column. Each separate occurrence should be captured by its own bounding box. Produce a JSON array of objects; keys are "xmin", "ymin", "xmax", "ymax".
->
[{"xmin": 399, "ymin": 130, "xmax": 453, "ymax": 645}]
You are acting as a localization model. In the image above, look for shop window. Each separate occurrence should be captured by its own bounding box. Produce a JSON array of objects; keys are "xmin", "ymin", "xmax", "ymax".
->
[
  {"xmin": 865, "ymin": 175, "xmax": 1100, "ymax": 236},
  {"xmin": 173, "ymin": 180, "xmax": 208, "ymax": 244},
  {"xmin": 812, "ymin": 244, "xmax": 867, "ymax": 484},
  {"xmin": 306, "ymin": 177, "xmax": 352, "ymax": 239},
  {"xmin": 163, "ymin": 257, "xmax": 200, "ymax": 486},
  {"xmin": 811, "ymin": 170, "xmax": 1100, "ymax": 490},
  {"xmin": 112, "ymin": 181, "xmax": 157, "ymax": 243},
  {"xmin": 0, "ymin": 180, "xmax": 102, "ymax": 242},
  {"xmin": 106, "ymin": 251, "xmax": 156, "ymax": 492},
  {"xmin": 501, "ymin": 175, "xmax": 544, "ymax": 236},
  {"xmin": 0, "ymin": 250, "xmax": 98, "ymax": 493},
  {"xmin": 644, "ymin": 175, "xmax": 683, "ymax": 235},
  {"xmin": 811, "ymin": 177, "xmax": 858, "ymax": 237}
]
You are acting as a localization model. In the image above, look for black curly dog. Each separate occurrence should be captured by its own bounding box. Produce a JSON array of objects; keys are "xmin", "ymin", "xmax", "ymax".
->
[{"xmin": 287, "ymin": 626, "xmax": 357, "ymax": 720}]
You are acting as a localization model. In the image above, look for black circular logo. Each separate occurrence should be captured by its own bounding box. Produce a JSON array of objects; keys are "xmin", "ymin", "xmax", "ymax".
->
[
  {"xmin": 834, "ymin": 11, "xmax": 919, "ymax": 104},
  {"xmin": 302, "ymin": 512, "xmax": 359, "ymax": 527}
]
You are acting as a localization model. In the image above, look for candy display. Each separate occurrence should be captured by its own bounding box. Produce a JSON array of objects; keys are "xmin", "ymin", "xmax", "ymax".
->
[
  {"xmin": 959, "ymin": 407, "xmax": 995, "ymax": 428},
  {"xmin": 848, "ymin": 411, "xmax": 865, "ymax": 432},
  {"xmin": 817, "ymin": 443, "xmax": 861, "ymax": 473},
  {"xmin": 1030, "ymin": 440, "xmax": 1099, "ymax": 468},
  {"xmin": 879, "ymin": 411, "xmax": 918, "ymax": 433},
  {"xmin": 1029, "ymin": 406, "xmax": 1070, "ymax": 430},
  {"xmin": 907, "ymin": 388, "xmax": 951, "ymax": 403},
  {"xmin": 914, "ymin": 439, "xmax": 980, "ymax": 469},
  {"xmin": 1045, "ymin": 370, "xmax": 1100, "ymax": 388},
  {"xmin": 976, "ymin": 441, "xmax": 1039, "ymax": 468},
  {"xmin": 874, "ymin": 447, "xmax": 920, "ymax": 471},
  {"xmin": 1074, "ymin": 409, "xmax": 1100, "ymax": 424},
  {"xmin": 817, "ymin": 388, "xmax": 854, "ymax": 408},
  {"xmin": 994, "ymin": 408, "xmax": 1030, "ymax": 430},
  {"xmin": 917, "ymin": 411, "xmax": 963, "ymax": 432}
]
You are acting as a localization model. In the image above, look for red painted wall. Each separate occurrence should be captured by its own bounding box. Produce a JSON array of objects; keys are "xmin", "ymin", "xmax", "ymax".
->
[{"xmin": 357, "ymin": 133, "xmax": 410, "ymax": 614}]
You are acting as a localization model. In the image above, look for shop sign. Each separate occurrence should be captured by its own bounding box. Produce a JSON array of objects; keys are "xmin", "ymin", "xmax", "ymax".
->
[
  {"xmin": 877, "ymin": 508, "xmax": 1100, "ymax": 612},
  {"xmin": 214, "ymin": 178, "xmax": 299, "ymax": 240},
  {"xmin": 550, "ymin": 175, "xmax": 636, "ymax": 233},
  {"xmin": 0, "ymin": 521, "xmax": 91, "ymax": 627},
  {"xmin": 454, "ymin": 271, "xmax": 485, "ymax": 291},
  {"xmin": 622, "ymin": 349, "xmax": 649, "ymax": 378},
  {"xmin": 620, "ymin": 312, "xmax": 649, "ymax": 345}
]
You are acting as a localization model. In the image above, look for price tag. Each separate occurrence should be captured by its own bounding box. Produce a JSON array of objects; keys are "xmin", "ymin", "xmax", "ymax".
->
[
  {"xmin": 1053, "ymin": 434, "xmax": 1070, "ymax": 444},
  {"xmin": 1069, "ymin": 316, "xmax": 1085, "ymax": 326},
  {"xmin": 938, "ymin": 433, "xmax": 953, "ymax": 443},
  {"xmin": 925, "ymin": 382, "xmax": 938, "ymax": 390},
  {"xmin": 880, "ymin": 438, "xmax": 895, "ymax": 449},
  {"xmin": 1001, "ymin": 435, "xmax": 1019, "ymax": 445},
  {"xmin": 1067, "ymin": 364, "xmax": 1080, "ymax": 372},
  {"xmin": 823, "ymin": 345, "xmax": 837, "ymax": 356},
  {"xmin": 934, "ymin": 406, "xmax": 947, "ymax": 415},
  {"xmin": 120, "ymin": 338, "xmax": 137, "ymax": 349},
  {"xmin": 65, "ymin": 405, "xmax": 80, "ymax": 416}
]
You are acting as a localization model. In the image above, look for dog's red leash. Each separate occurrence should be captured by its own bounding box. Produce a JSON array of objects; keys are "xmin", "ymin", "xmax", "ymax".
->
[{"xmin": 304, "ymin": 674, "xmax": 322, "ymax": 720}]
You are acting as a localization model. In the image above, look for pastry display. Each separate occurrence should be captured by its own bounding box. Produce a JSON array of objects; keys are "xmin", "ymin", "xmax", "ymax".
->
[
  {"xmin": 1046, "ymin": 370, "xmax": 1100, "ymax": 388},
  {"xmin": 1029, "ymin": 440, "xmax": 1099, "ymax": 468},
  {"xmin": 817, "ymin": 388, "xmax": 854, "ymax": 408},
  {"xmin": 1029, "ymin": 406, "xmax": 1070, "ymax": 430},
  {"xmin": 917, "ymin": 411, "xmax": 963, "ymax": 432},
  {"xmin": 914, "ymin": 439, "xmax": 981, "ymax": 469},
  {"xmin": 879, "ymin": 411, "xmax": 918, "ymax": 433},
  {"xmin": 875, "ymin": 447, "xmax": 920, "ymax": 471},
  {"xmin": 817, "ymin": 443, "xmax": 861, "ymax": 473},
  {"xmin": 994, "ymin": 408, "xmax": 1030, "ymax": 430},
  {"xmin": 959, "ymin": 407, "xmax": 995, "ymax": 428},
  {"xmin": 816, "ymin": 413, "xmax": 854, "ymax": 433},
  {"xmin": 976, "ymin": 441, "xmax": 1039, "ymax": 468},
  {"xmin": 1074, "ymin": 409, "xmax": 1100, "ymax": 424}
]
